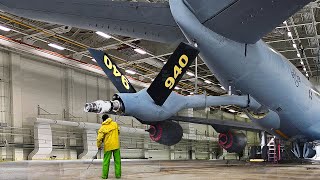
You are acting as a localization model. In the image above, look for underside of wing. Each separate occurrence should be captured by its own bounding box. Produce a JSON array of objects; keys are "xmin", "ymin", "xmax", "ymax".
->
[
  {"xmin": 185, "ymin": 0, "xmax": 312, "ymax": 44},
  {"xmin": 0, "ymin": 0, "xmax": 184, "ymax": 43},
  {"xmin": 170, "ymin": 116, "xmax": 264, "ymax": 132}
]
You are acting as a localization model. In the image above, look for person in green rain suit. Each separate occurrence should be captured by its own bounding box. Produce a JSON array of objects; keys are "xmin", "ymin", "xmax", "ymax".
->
[{"xmin": 97, "ymin": 114, "xmax": 121, "ymax": 179}]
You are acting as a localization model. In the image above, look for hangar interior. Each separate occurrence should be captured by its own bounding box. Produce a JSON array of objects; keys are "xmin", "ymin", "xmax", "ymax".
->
[
  {"xmin": 1, "ymin": 0, "xmax": 320, "ymax": 179},
  {"xmin": 0, "ymin": 49, "xmax": 259, "ymax": 161}
]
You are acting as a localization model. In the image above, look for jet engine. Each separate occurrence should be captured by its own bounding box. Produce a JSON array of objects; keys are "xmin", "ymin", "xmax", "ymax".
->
[
  {"xmin": 147, "ymin": 121, "xmax": 183, "ymax": 146},
  {"xmin": 218, "ymin": 131, "xmax": 247, "ymax": 153}
]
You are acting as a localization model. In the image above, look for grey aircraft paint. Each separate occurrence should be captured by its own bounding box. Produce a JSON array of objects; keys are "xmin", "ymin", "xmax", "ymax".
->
[{"xmin": 0, "ymin": 0, "xmax": 317, "ymax": 143}]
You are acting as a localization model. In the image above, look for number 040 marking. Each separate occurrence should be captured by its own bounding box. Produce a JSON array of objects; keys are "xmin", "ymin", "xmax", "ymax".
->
[
  {"xmin": 165, "ymin": 55, "xmax": 188, "ymax": 89},
  {"xmin": 104, "ymin": 55, "xmax": 130, "ymax": 90}
]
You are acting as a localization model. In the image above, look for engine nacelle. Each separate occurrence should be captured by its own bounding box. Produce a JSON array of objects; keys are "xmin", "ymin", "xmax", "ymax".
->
[
  {"xmin": 218, "ymin": 131, "xmax": 247, "ymax": 154},
  {"xmin": 148, "ymin": 121, "xmax": 183, "ymax": 146}
]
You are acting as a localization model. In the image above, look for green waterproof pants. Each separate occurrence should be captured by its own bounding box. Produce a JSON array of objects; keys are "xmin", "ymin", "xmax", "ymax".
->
[{"xmin": 102, "ymin": 149, "xmax": 121, "ymax": 179}]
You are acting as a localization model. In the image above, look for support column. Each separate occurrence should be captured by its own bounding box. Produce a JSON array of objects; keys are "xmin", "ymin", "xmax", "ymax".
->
[
  {"xmin": 170, "ymin": 146, "xmax": 175, "ymax": 160},
  {"xmin": 28, "ymin": 123, "xmax": 52, "ymax": 160},
  {"xmin": 10, "ymin": 53, "xmax": 24, "ymax": 161},
  {"xmin": 143, "ymin": 136, "xmax": 149, "ymax": 159},
  {"xmin": 63, "ymin": 69, "xmax": 74, "ymax": 120},
  {"xmin": 191, "ymin": 146, "xmax": 196, "ymax": 160},
  {"xmin": 79, "ymin": 129, "xmax": 98, "ymax": 159}
]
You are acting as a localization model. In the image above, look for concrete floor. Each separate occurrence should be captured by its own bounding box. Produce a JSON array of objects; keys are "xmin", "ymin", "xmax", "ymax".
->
[{"xmin": 1, "ymin": 160, "xmax": 320, "ymax": 180}]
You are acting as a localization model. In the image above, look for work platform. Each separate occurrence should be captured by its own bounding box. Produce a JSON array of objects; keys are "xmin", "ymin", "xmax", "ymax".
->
[{"xmin": 1, "ymin": 160, "xmax": 320, "ymax": 179}]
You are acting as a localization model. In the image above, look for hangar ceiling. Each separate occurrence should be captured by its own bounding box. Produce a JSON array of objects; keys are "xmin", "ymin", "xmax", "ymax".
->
[{"xmin": 0, "ymin": 0, "xmax": 319, "ymax": 114}]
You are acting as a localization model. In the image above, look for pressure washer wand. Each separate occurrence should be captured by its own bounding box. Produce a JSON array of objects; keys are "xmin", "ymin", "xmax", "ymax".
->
[{"xmin": 87, "ymin": 149, "xmax": 100, "ymax": 170}]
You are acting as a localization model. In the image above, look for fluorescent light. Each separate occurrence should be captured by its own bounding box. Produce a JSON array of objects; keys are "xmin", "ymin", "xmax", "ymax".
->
[
  {"xmin": 92, "ymin": 58, "xmax": 97, "ymax": 62},
  {"xmin": 96, "ymin": 31, "xmax": 111, "ymax": 39},
  {"xmin": 306, "ymin": 73, "xmax": 309, "ymax": 77},
  {"xmin": 300, "ymin": 61, "xmax": 304, "ymax": 65},
  {"xmin": 293, "ymin": 43, "xmax": 297, "ymax": 49},
  {"xmin": 0, "ymin": 25, "xmax": 10, "ymax": 32},
  {"xmin": 125, "ymin": 70, "xmax": 136, "ymax": 75},
  {"xmin": 228, "ymin": 109, "xmax": 236, "ymax": 113},
  {"xmin": 297, "ymin": 53, "xmax": 301, "ymax": 58},
  {"xmin": 303, "ymin": 67, "xmax": 307, "ymax": 72},
  {"xmin": 48, "ymin": 43, "xmax": 65, "ymax": 50},
  {"xmin": 174, "ymin": 87, "xmax": 181, "ymax": 90},
  {"xmin": 134, "ymin": 48, "xmax": 147, "ymax": 55},
  {"xmin": 204, "ymin": 80, "xmax": 212, "ymax": 84},
  {"xmin": 283, "ymin": 21, "xmax": 287, "ymax": 24},
  {"xmin": 221, "ymin": 86, "xmax": 226, "ymax": 90},
  {"xmin": 190, "ymin": 92, "xmax": 194, "ymax": 95},
  {"xmin": 186, "ymin": 72, "xmax": 195, "ymax": 76},
  {"xmin": 288, "ymin": 31, "xmax": 292, "ymax": 37}
]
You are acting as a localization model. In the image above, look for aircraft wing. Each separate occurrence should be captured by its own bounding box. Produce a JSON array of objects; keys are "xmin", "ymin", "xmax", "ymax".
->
[
  {"xmin": 169, "ymin": 116, "xmax": 265, "ymax": 132},
  {"xmin": 0, "ymin": 0, "xmax": 312, "ymax": 44},
  {"xmin": 0, "ymin": 0, "xmax": 184, "ymax": 43},
  {"xmin": 184, "ymin": 0, "xmax": 312, "ymax": 44}
]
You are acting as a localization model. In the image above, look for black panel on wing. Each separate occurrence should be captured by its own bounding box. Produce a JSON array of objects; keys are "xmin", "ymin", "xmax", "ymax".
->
[
  {"xmin": 147, "ymin": 42, "xmax": 199, "ymax": 106},
  {"xmin": 88, "ymin": 48, "xmax": 136, "ymax": 93}
]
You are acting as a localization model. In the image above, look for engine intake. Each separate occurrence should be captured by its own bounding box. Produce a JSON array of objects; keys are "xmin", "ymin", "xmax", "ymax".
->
[
  {"xmin": 218, "ymin": 131, "xmax": 247, "ymax": 153},
  {"xmin": 148, "ymin": 121, "xmax": 183, "ymax": 146}
]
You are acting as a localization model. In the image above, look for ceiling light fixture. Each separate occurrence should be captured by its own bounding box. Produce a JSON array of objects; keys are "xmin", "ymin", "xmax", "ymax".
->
[
  {"xmin": 288, "ymin": 31, "xmax": 292, "ymax": 37},
  {"xmin": 306, "ymin": 73, "xmax": 309, "ymax": 77},
  {"xmin": 175, "ymin": 87, "xmax": 181, "ymax": 90},
  {"xmin": 186, "ymin": 72, "xmax": 195, "ymax": 76},
  {"xmin": 300, "ymin": 61, "xmax": 304, "ymax": 65},
  {"xmin": 228, "ymin": 109, "xmax": 236, "ymax": 113},
  {"xmin": 125, "ymin": 70, "xmax": 136, "ymax": 75},
  {"xmin": 204, "ymin": 80, "xmax": 212, "ymax": 84},
  {"xmin": 92, "ymin": 58, "xmax": 97, "ymax": 62},
  {"xmin": 48, "ymin": 43, "xmax": 65, "ymax": 50},
  {"xmin": 0, "ymin": 25, "xmax": 10, "ymax": 32},
  {"xmin": 293, "ymin": 43, "xmax": 297, "ymax": 49},
  {"xmin": 297, "ymin": 53, "xmax": 301, "ymax": 58},
  {"xmin": 96, "ymin": 31, "xmax": 111, "ymax": 39},
  {"xmin": 303, "ymin": 67, "xmax": 307, "ymax": 72},
  {"xmin": 134, "ymin": 48, "xmax": 147, "ymax": 55}
]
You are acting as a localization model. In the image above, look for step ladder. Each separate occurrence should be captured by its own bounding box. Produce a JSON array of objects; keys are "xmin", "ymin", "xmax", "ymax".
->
[{"xmin": 267, "ymin": 137, "xmax": 278, "ymax": 163}]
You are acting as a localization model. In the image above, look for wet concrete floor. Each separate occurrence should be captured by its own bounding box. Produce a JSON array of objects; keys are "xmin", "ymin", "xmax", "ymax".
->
[{"xmin": 1, "ymin": 159, "xmax": 320, "ymax": 180}]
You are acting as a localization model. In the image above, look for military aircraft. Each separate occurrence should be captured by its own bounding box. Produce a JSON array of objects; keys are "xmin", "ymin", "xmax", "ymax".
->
[{"xmin": 0, "ymin": 0, "xmax": 317, "ymax": 158}]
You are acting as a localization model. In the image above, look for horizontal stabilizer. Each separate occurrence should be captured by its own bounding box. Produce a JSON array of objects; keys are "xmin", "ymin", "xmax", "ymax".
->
[
  {"xmin": 88, "ymin": 49, "xmax": 136, "ymax": 93},
  {"xmin": 147, "ymin": 42, "xmax": 199, "ymax": 106}
]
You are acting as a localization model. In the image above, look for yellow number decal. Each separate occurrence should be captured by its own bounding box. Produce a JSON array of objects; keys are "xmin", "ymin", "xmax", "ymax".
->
[
  {"xmin": 104, "ymin": 55, "xmax": 113, "ymax": 69},
  {"xmin": 174, "ymin": 65, "xmax": 182, "ymax": 79},
  {"xmin": 113, "ymin": 65, "xmax": 121, "ymax": 77},
  {"xmin": 165, "ymin": 77, "xmax": 175, "ymax": 89},
  {"xmin": 179, "ymin": 55, "xmax": 188, "ymax": 68},
  {"xmin": 121, "ymin": 76, "xmax": 130, "ymax": 90}
]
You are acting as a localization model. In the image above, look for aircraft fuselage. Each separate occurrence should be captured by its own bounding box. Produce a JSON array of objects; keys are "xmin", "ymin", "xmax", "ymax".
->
[{"xmin": 170, "ymin": 0, "xmax": 320, "ymax": 141}]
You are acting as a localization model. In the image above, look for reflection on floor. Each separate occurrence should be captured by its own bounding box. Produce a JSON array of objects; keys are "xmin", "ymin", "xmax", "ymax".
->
[{"xmin": 1, "ymin": 159, "xmax": 320, "ymax": 179}]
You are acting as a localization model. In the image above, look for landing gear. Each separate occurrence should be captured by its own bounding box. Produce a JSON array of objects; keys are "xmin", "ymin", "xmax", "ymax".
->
[{"xmin": 291, "ymin": 142, "xmax": 316, "ymax": 159}]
